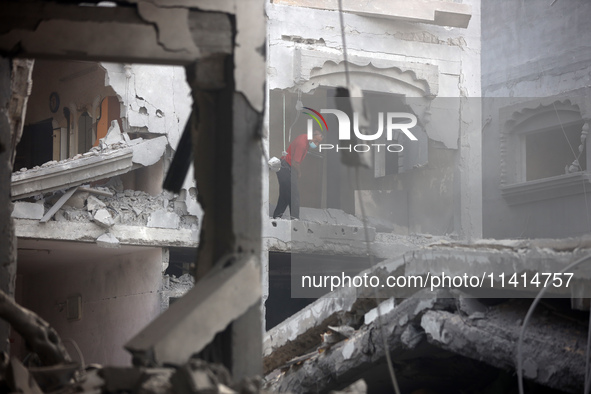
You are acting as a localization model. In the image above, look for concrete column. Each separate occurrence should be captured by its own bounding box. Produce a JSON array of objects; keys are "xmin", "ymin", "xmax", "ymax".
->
[
  {"xmin": 0, "ymin": 57, "xmax": 17, "ymax": 353},
  {"xmin": 187, "ymin": 52, "xmax": 263, "ymax": 378},
  {"xmin": 261, "ymin": 37, "xmax": 271, "ymax": 330}
]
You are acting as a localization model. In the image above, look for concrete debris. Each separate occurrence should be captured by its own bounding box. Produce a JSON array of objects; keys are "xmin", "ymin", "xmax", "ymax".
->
[
  {"xmin": 23, "ymin": 187, "xmax": 199, "ymax": 231},
  {"xmin": 100, "ymin": 366, "xmax": 143, "ymax": 392},
  {"xmin": 94, "ymin": 209, "xmax": 115, "ymax": 228},
  {"xmin": 102, "ymin": 120, "xmax": 125, "ymax": 146},
  {"xmin": 136, "ymin": 368, "xmax": 175, "ymax": 394},
  {"xmin": 298, "ymin": 207, "xmax": 364, "ymax": 227},
  {"xmin": 96, "ymin": 233, "xmax": 120, "ymax": 249},
  {"xmin": 161, "ymin": 274, "xmax": 194, "ymax": 311},
  {"xmin": 7, "ymin": 357, "xmax": 43, "ymax": 394},
  {"xmin": 28, "ymin": 362, "xmax": 79, "ymax": 392},
  {"xmin": 60, "ymin": 363, "xmax": 269, "ymax": 394},
  {"xmin": 132, "ymin": 136, "xmax": 168, "ymax": 167},
  {"xmin": 264, "ymin": 290, "xmax": 587, "ymax": 394},
  {"xmin": 327, "ymin": 325, "xmax": 355, "ymax": 339},
  {"xmin": 329, "ymin": 379, "xmax": 367, "ymax": 394},
  {"xmin": 41, "ymin": 186, "xmax": 80, "ymax": 223},
  {"xmin": 11, "ymin": 201, "xmax": 44, "ymax": 220},
  {"xmin": 148, "ymin": 210, "xmax": 181, "ymax": 229},
  {"xmin": 87, "ymin": 195, "xmax": 107, "ymax": 211},
  {"xmin": 263, "ymin": 285, "xmax": 373, "ymax": 373},
  {"xmin": 364, "ymin": 297, "xmax": 396, "ymax": 325},
  {"xmin": 11, "ymin": 133, "xmax": 168, "ymax": 200},
  {"xmin": 171, "ymin": 359, "xmax": 231, "ymax": 394},
  {"xmin": 126, "ymin": 256, "xmax": 261, "ymax": 367},
  {"xmin": 65, "ymin": 191, "xmax": 90, "ymax": 209}
]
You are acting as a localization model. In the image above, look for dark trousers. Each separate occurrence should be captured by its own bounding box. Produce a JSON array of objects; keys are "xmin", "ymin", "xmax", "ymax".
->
[{"xmin": 273, "ymin": 160, "xmax": 300, "ymax": 219}]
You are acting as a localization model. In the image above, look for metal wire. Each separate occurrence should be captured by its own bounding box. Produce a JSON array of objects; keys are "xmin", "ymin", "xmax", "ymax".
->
[{"xmin": 337, "ymin": 0, "xmax": 351, "ymax": 88}]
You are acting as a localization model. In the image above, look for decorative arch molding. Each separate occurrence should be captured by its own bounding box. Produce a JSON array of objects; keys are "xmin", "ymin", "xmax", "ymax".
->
[
  {"xmin": 301, "ymin": 60, "xmax": 433, "ymax": 97},
  {"xmin": 499, "ymin": 92, "xmax": 591, "ymax": 204},
  {"xmin": 283, "ymin": 48, "xmax": 439, "ymax": 97},
  {"xmin": 504, "ymin": 99, "xmax": 584, "ymax": 132}
]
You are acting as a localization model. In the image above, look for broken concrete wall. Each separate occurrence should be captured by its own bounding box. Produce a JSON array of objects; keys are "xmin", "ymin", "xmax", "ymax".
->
[
  {"xmin": 101, "ymin": 63, "xmax": 192, "ymax": 153},
  {"xmin": 266, "ymin": 0, "xmax": 481, "ymax": 238},
  {"xmin": 265, "ymin": 290, "xmax": 587, "ymax": 393},
  {"xmin": 0, "ymin": 57, "xmax": 15, "ymax": 353},
  {"xmin": 22, "ymin": 60, "xmax": 119, "ymax": 162},
  {"xmin": 482, "ymin": 0, "xmax": 591, "ymax": 238},
  {"xmin": 19, "ymin": 60, "xmax": 195, "ymax": 197},
  {"xmin": 161, "ymin": 273, "xmax": 194, "ymax": 311},
  {"xmin": 17, "ymin": 248, "xmax": 162, "ymax": 366}
]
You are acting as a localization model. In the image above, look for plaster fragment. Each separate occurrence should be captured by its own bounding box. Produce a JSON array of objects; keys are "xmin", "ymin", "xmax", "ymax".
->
[
  {"xmin": 132, "ymin": 136, "xmax": 167, "ymax": 166},
  {"xmin": 94, "ymin": 209, "xmax": 115, "ymax": 228},
  {"xmin": 148, "ymin": 210, "xmax": 180, "ymax": 229},
  {"xmin": 87, "ymin": 195, "xmax": 106, "ymax": 211},
  {"xmin": 102, "ymin": 120, "xmax": 124, "ymax": 146},
  {"xmin": 96, "ymin": 233, "xmax": 120, "ymax": 249},
  {"xmin": 11, "ymin": 202, "xmax": 44, "ymax": 220},
  {"xmin": 364, "ymin": 297, "xmax": 395, "ymax": 325}
]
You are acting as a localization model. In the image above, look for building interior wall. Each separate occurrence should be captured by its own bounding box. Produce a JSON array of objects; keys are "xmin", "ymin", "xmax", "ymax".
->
[
  {"xmin": 15, "ymin": 246, "xmax": 162, "ymax": 366},
  {"xmin": 22, "ymin": 60, "xmax": 120, "ymax": 162}
]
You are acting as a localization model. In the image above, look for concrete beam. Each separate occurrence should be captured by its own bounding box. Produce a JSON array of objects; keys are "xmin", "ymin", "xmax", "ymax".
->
[
  {"xmin": 14, "ymin": 219, "xmax": 198, "ymax": 248},
  {"xmin": 266, "ymin": 292, "xmax": 586, "ymax": 393},
  {"xmin": 263, "ymin": 285, "xmax": 374, "ymax": 373},
  {"xmin": 125, "ymin": 255, "xmax": 261, "ymax": 367},
  {"xmin": 272, "ymin": 0, "xmax": 472, "ymax": 28},
  {"xmin": 0, "ymin": 56, "xmax": 17, "ymax": 353},
  {"xmin": 11, "ymin": 148, "xmax": 134, "ymax": 200},
  {"xmin": 263, "ymin": 217, "xmax": 376, "ymax": 255},
  {"xmin": 266, "ymin": 291, "xmax": 456, "ymax": 393},
  {"xmin": 11, "ymin": 137, "xmax": 170, "ymax": 200},
  {"xmin": 0, "ymin": 2, "xmax": 232, "ymax": 65},
  {"xmin": 421, "ymin": 307, "xmax": 584, "ymax": 392}
]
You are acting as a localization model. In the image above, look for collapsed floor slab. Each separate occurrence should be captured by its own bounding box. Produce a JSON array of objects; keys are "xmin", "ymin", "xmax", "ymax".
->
[
  {"xmin": 265, "ymin": 291, "xmax": 586, "ymax": 393},
  {"xmin": 11, "ymin": 135, "xmax": 167, "ymax": 200}
]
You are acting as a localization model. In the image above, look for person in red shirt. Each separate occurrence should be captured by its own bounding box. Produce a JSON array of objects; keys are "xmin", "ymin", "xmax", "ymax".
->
[{"xmin": 272, "ymin": 130, "xmax": 324, "ymax": 219}]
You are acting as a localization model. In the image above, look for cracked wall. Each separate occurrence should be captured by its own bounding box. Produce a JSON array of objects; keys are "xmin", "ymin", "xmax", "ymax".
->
[{"xmin": 101, "ymin": 63, "xmax": 192, "ymax": 151}]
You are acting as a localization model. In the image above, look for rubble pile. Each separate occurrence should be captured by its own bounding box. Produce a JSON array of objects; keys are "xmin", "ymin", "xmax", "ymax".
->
[
  {"xmin": 264, "ymin": 289, "xmax": 587, "ymax": 393},
  {"xmin": 11, "ymin": 186, "xmax": 200, "ymax": 231},
  {"xmin": 54, "ymin": 188, "xmax": 198, "ymax": 230},
  {"xmin": 1, "ymin": 355, "xmax": 278, "ymax": 394},
  {"xmin": 161, "ymin": 273, "xmax": 195, "ymax": 310}
]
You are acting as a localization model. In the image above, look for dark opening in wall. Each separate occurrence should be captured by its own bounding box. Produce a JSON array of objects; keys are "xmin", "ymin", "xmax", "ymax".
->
[
  {"xmin": 166, "ymin": 247, "xmax": 196, "ymax": 277},
  {"xmin": 266, "ymin": 251, "xmax": 385, "ymax": 331},
  {"xmin": 14, "ymin": 118, "xmax": 53, "ymax": 171},
  {"xmin": 526, "ymin": 120, "xmax": 586, "ymax": 181},
  {"xmin": 266, "ymin": 252, "xmax": 316, "ymax": 331}
]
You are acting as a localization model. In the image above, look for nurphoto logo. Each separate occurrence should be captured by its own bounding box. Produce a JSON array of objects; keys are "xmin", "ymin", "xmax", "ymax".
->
[{"xmin": 305, "ymin": 107, "xmax": 419, "ymax": 153}]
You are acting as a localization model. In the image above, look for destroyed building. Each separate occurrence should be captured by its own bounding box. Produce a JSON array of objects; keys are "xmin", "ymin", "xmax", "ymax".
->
[
  {"xmin": 0, "ymin": 0, "xmax": 590, "ymax": 394},
  {"xmin": 263, "ymin": 0, "xmax": 481, "ymax": 329},
  {"xmin": 261, "ymin": 1, "xmax": 591, "ymax": 393},
  {"xmin": 11, "ymin": 60, "xmax": 200, "ymax": 365},
  {"xmin": 0, "ymin": 0, "xmax": 267, "ymax": 389}
]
